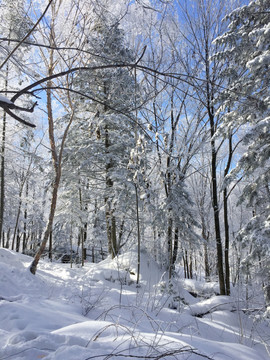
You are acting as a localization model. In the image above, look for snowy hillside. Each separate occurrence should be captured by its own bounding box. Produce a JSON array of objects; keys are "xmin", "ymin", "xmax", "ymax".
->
[{"xmin": 0, "ymin": 248, "xmax": 269, "ymax": 360}]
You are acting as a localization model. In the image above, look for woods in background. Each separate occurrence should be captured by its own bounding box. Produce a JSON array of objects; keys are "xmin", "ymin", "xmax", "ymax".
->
[{"xmin": 0, "ymin": 0, "xmax": 269, "ymax": 299}]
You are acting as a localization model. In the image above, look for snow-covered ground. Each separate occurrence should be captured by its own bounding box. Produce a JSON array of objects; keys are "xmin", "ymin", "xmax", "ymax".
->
[{"xmin": 0, "ymin": 248, "xmax": 269, "ymax": 359}]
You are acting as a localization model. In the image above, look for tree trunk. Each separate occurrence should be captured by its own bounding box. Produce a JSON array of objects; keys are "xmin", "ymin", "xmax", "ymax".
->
[
  {"xmin": 22, "ymin": 213, "xmax": 27, "ymax": 254},
  {"xmin": 204, "ymin": 243, "xmax": 210, "ymax": 282},
  {"xmin": 105, "ymin": 124, "xmax": 117, "ymax": 258},
  {"xmin": 81, "ymin": 223, "xmax": 87, "ymax": 266},
  {"xmin": 0, "ymin": 69, "xmax": 9, "ymax": 246},
  {"xmin": 223, "ymin": 135, "xmax": 233, "ymax": 295},
  {"xmin": 207, "ymin": 69, "xmax": 225, "ymax": 294},
  {"xmin": 0, "ymin": 110, "xmax": 6, "ymax": 247},
  {"xmin": 22, "ymin": 181, "xmax": 28, "ymax": 254},
  {"xmin": 30, "ymin": 171, "xmax": 60, "ymax": 274},
  {"xmin": 49, "ymin": 231, "xmax": 53, "ymax": 261},
  {"xmin": 70, "ymin": 227, "xmax": 73, "ymax": 268},
  {"xmin": 135, "ymin": 184, "xmax": 141, "ymax": 285},
  {"xmin": 16, "ymin": 229, "xmax": 20, "ymax": 252},
  {"xmin": 167, "ymin": 217, "xmax": 173, "ymax": 279},
  {"xmin": 223, "ymin": 186, "xmax": 230, "ymax": 295},
  {"xmin": 189, "ymin": 250, "xmax": 193, "ymax": 279},
  {"xmin": 202, "ymin": 11, "xmax": 226, "ymax": 295},
  {"xmin": 210, "ymin": 133, "xmax": 225, "ymax": 295},
  {"xmin": 29, "ymin": 20, "xmax": 74, "ymax": 274},
  {"xmin": 78, "ymin": 179, "xmax": 87, "ymax": 266},
  {"xmin": 2, "ymin": 231, "xmax": 5, "ymax": 248},
  {"xmin": 5, "ymin": 228, "xmax": 10, "ymax": 249},
  {"xmin": 30, "ymin": 45, "xmax": 59, "ymax": 274},
  {"xmin": 172, "ymin": 227, "xmax": 179, "ymax": 266}
]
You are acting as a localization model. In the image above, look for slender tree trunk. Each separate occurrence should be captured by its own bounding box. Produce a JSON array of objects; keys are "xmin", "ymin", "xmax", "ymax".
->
[
  {"xmin": 70, "ymin": 226, "xmax": 73, "ymax": 268},
  {"xmin": 182, "ymin": 252, "xmax": 187, "ymax": 279},
  {"xmin": 22, "ymin": 211, "xmax": 27, "ymax": 253},
  {"xmin": 78, "ymin": 183, "xmax": 87, "ymax": 266},
  {"xmin": 12, "ymin": 173, "xmax": 26, "ymax": 251},
  {"xmin": 206, "ymin": 52, "xmax": 225, "ymax": 294},
  {"xmin": 189, "ymin": 250, "xmax": 193, "ymax": 279},
  {"xmin": 166, "ymin": 96, "xmax": 175, "ymax": 280},
  {"xmin": 0, "ymin": 68, "xmax": 9, "ymax": 246},
  {"xmin": 30, "ymin": 169, "xmax": 60, "ymax": 274},
  {"xmin": 185, "ymin": 250, "xmax": 190, "ymax": 279},
  {"xmin": 223, "ymin": 135, "xmax": 233, "ymax": 295},
  {"xmin": 172, "ymin": 227, "xmax": 179, "ymax": 266},
  {"xmin": 223, "ymin": 187, "xmax": 230, "ymax": 294},
  {"xmin": 49, "ymin": 231, "xmax": 53, "ymax": 261},
  {"xmin": 203, "ymin": 233, "xmax": 210, "ymax": 281},
  {"xmin": 22, "ymin": 181, "xmax": 28, "ymax": 254},
  {"xmin": 105, "ymin": 124, "xmax": 117, "ymax": 258},
  {"xmin": 167, "ymin": 217, "xmax": 173, "ymax": 279},
  {"xmin": 0, "ymin": 110, "xmax": 6, "ymax": 247},
  {"xmin": 80, "ymin": 223, "xmax": 87, "ymax": 266},
  {"xmin": 30, "ymin": 48, "xmax": 59, "ymax": 274},
  {"xmin": 16, "ymin": 229, "xmax": 20, "ymax": 252},
  {"xmin": 135, "ymin": 184, "xmax": 141, "ymax": 285},
  {"xmin": 210, "ymin": 130, "xmax": 225, "ymax": 295},
  {"xmin": 30, "ymin": 18, "xmax": 75, "ymax": 273},
  {"xmin": 5, "ymin": 228, "xmax": 10, "ymax": 249}
]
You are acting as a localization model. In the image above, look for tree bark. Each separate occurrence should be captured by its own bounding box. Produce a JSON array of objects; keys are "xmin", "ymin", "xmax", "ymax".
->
[
  {"xmin": 22, "ymin": 181, "xmax": 28, "ymax": 254},
  {"xmin": 206, "ymin": 33, "xmax": 226, "ymax": 294},
  {"xmin": 104, "ymin": 123, "xmax": 117, "ymax": 258},
  {"xmin": 223, "ymin": 135, "xmax": 233, "ymax": 295},
  {"xmin": 135, "ymin": 184, "xmax": 141, "ymax": 285},
  {"xmin": 16, "ymin": 229, "xmax": 20, "ymax": 252},
  {"xmin": 48, "ymin": 231, "xmax": 53, "ymax": 261},
  {"xmin": 203, "ymin": 230, "xmax": 211, "ymax": 281},
  {"xmin": 0, "ymin": 69, "xmax": 9, "ymax": 247},
  {"xmin": 172, "ymin": 227, "xmax": 179, "ymax": 266},
  {"xmin": 0, "ymin": 110, "xmax": 6, "ymax": 247},
  {"xmin": 210, "ymin": 115, "xmax": 225, "ymax": 295}
]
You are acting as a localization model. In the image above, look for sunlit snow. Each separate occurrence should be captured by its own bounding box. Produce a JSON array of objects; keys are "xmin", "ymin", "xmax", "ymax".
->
[{"xmin": 0, "ymin": 248, "xmax": 269, "ymax": 360}]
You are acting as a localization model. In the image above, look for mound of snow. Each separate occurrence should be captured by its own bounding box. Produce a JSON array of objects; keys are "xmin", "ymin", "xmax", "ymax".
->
[{"xmin": 188, "ymin": 295, "xmax": 245, "ymax": 316}]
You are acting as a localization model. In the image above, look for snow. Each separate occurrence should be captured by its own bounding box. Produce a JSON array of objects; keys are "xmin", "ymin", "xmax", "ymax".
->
[
  {"xmin": 0, "ymin": 94, "xmax": 13, "ymax": 104},
  {"xmin": 0, "ymin": 248, "xmax": 269, "ymax": 360}
]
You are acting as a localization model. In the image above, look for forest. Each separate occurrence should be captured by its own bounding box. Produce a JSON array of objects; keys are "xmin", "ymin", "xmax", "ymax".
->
[{"xmin": 0, "ymin": 1, "xmax": 269, "ymax": 357}]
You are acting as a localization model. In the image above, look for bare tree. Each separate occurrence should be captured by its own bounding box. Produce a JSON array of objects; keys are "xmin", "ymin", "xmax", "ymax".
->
[{"xmin": 173, "ymin": 0, "xmax": 240, "ymax": 294}]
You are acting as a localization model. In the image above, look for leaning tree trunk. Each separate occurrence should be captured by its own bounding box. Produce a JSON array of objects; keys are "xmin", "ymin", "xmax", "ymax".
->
[
  {"xmin": 30, "ymin": 64, "xmax": 60, "ymax": 274},
  {"xmin": 29, "ymin": 96, "xmax": 74, "ymax": 274},
  {"xmin": 30, "ymin": 173, "xmax": 60, "ymax": 274},
  {"xmin": 29, "ymin": 17, "xmax": 75, "ymax": 274}
]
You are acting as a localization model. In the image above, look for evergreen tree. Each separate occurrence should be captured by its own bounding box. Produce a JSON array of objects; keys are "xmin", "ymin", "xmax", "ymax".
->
[
  {"xmin": 214, "ymin": 0, "xmax": 270, "ymax": 285},
  {"xmin": 0, "ymin": 0, "xmax": 33, "ymax": 247},
  {"xmin": 64, "ymin": 18, "xmax": 141, "ymax": 258}
]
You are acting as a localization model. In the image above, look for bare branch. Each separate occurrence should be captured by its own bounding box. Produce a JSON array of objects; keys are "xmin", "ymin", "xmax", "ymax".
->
[{"xmin": 2, "ymin": 107, "xmax": 36, "ymax": 128}]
